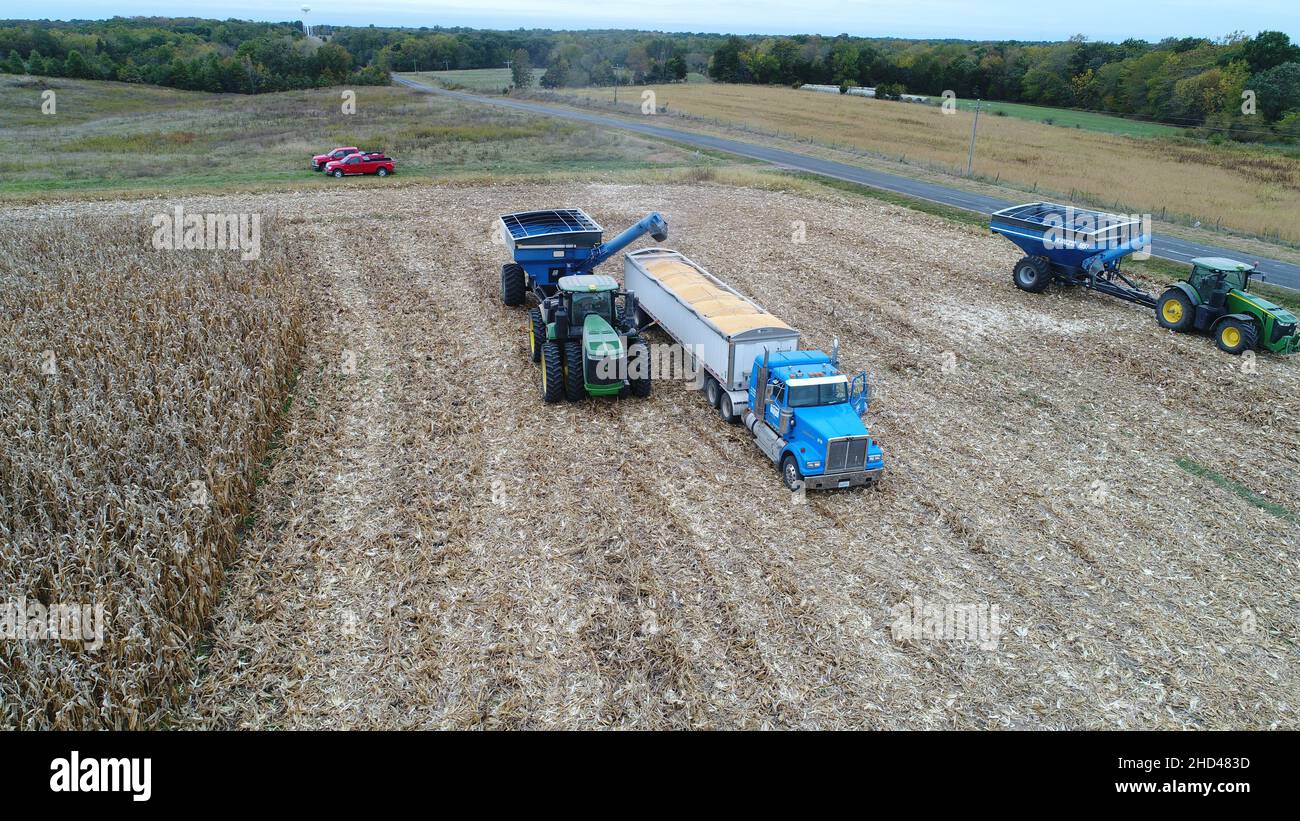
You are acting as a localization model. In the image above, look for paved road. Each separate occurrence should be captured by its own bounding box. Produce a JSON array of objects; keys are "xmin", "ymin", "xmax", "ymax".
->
[{"xmin": 396, "ymin": 75, "xmax": 1300, "ymax": 292}]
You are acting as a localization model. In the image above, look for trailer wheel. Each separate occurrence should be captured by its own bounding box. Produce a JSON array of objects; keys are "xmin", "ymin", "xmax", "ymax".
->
[
  {"xmin": 528, "ymin": 308, "xmax": 544, "ymax": 363},
  {"xmin": 563, "ymin": 341, "xmax": 586, "ymax": 401},
  {"xmin": 501, "ymin": 263, "xmax": 525, "ymax": 307},
  {"xmin": 1155, "ymin": 287, "xmax": 1195, "ymax": 332},
  {"xmin": 704, "ymin": 376, "xmax": 721, "ymax": 408},
  {"xmin": 1213, "ymin": 317, "xmax": 1257, "ymax": 355},
  {"xmin": 1012, "ymin": 256, "xmax": 1051, "ymax": 293},
  {"xmin": 719, "ymin": 393, "xmax": 738, "ymax": 425},
  {"xmin": 541, "ymin": 342, "xmax": 564, "ymax": 403},
  {"xmin": 628, "ymin": 342, "xmax": 652, "ymax": 398},
  {"xmin": 781, "ymin": 454, "xmax": 804, "ymax": 492}
]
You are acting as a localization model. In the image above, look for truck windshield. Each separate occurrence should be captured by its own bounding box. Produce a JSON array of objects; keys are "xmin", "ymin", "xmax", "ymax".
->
[
  {"xmin": 570, "ymin": 292, "xmax": 612, "ymax": 322},
  {"xmin": 787, "ymin": 381, "xmax": 848, "ymax": 407}
]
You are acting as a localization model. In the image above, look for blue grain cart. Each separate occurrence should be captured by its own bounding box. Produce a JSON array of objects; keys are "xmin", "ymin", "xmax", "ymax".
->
[
  {"xmin": 990, "ymin": 202, "xmax": 1153, "ymax": 306},
  {"xmin": 497, "ymin": 208, "xmax": 668, "ymax": 306}
]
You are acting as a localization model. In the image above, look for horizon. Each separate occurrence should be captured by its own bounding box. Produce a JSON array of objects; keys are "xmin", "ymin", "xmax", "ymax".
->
[{"xmin": 11, "ymin": 1, "xmax": 1299, "ymax": 42}]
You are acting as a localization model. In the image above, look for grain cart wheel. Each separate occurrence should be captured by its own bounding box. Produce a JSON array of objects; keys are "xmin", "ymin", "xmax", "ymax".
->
[
  {"xmin": 1214, "ymin": 317, "xmax": 1257, "ymax": 355},
  {"xmin": 541, "ymin": 342, "xmax": 564, "ymax": 404},
  {"xmin": 628, "ymin": 341, "xmax": 652, "ymax": 398},
  {"xmin": 1012, "ymin": 256, "xmax": 1052, "ymax": 293},
  {"xmin": 528, "ymin": 308, "xmax": 544, "ymax": 363},
  {"xmin": 500, "ymin": 263, "xmax": 525, "ymax": 306},
  {"xmin": 704, "ymin": 376, "xmax": 721, "ymax": 408},
  {"xmin": 1155, "ymin": 288, "xmax": 1195, "ymax": 331},
  {"xmin": 563, "ymin": 341, "xmax": 586, "ymax": 401},
  {"xmin": 781, "ymin": 454, "xmax": 804, "ymax": 491},
  {"xmin": 719, "ymin": 393, "xmax": 739, "ymax": 425}
]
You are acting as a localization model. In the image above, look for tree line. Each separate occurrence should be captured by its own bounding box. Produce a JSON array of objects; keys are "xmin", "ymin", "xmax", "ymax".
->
[
  {"xmin": 3, "ymin": 19, "xmax": 1297, "ymax": 140},
  {"xmin": 708, "ymin": 31, "xmax": 1300, "ymax": 140}
]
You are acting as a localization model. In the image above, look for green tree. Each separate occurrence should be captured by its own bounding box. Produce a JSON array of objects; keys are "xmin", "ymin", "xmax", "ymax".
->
[
  {"xmin": 509, "ymin": 48, "xmax": 532, "ymax": 88},
  {"xmin": 3, "ymin": 49, "xmax": 24, "ymax": 74},
  {"xmin": 313, "ymin": 42, "xmax": 352, "ymax": 84},
  {"xmin": 1250, "ymin": 61, "xmax": 1300, "ymax": 120},
  {"xmin": 63, "ymin": 49, "xmax": 89, "ymax": 79},
  {"xmin": 1240, "ymin": 31, "xmax": 1300, "ymax": 73}
]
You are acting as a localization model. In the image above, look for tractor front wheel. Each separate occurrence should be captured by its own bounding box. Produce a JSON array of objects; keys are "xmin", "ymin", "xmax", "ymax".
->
[
  {"xmin": 541, "ymin": 342, "xmax": 564, "ymax": 403},
  {"xmin": 1214, "ymin": 317, "xmax": 1257, "ymax": 355},
  {"xmin": 501, "ymin": 263, "xmax": 526, "ymax": 307},
  {"xmin": 563, "ymin": 341, "xmax": 586, "ymax": 401},
  {"xmin": 528, "ymin": 308, "xmax": 544, "ymax": 363},
  {"xmin": 628, "ymin": 341, "xmax": 652, "ymax": 398},
  {"xmin": 1012, "ymin": 256, "xmax": 1052, "ymax": 293},
  {"xmin": 1156, "ymin": 288, "xmax": 1195, "ymax": 331}
]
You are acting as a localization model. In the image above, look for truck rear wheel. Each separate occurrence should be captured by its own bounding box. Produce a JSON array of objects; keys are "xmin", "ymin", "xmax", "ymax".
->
[
  {"xmin": 501, "ymin": 263, "xmax": 525, "ymax": 307},
  {"xmin": 563, "ymin": 341, "xmax": 586, "ymax": 401},
  {"xmin": 628, "ymin": 341, "xmax": 652, "ymax": 397},
  {"xmin": 1156, "ymin": 288, "xmax": 1195, "ymax": 331},
  {"xmin": 719, "ymin": 393, "xmax": 738, "ymax": 424},
  {"xmin": 377, "ymin": 167, "xmax": 388, "ymax": 177},
  {"xmin": 781, "ymin": 454, "xmax": 804, "ymax": 491},
  {"xmin": 541, "ymin": 342, "xmax": 564, "ymax": 403},
  {"xmin": 1012, "ymin": 256, "xmax": 1051, "ymax": 293},
  {"xmin": 528, "ymin": 308, "xmax": 544, "ymax": 363},
  {"xmin": 1214, "ymin": 317, "xmax": 1257, "ymax": 355},
  {"xmin": 704, "ymin": 376, "xmax": 721, "ymax": 408}
]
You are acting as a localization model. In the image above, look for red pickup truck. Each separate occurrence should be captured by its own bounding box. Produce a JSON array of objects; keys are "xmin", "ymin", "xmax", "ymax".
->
[
  {"xmin": 323, "ymin": 152, "xmax": 395, "ymax": 178},
  {"xmin": 311, "ymin": 146, "xmax": 360, "ymax": 171}
]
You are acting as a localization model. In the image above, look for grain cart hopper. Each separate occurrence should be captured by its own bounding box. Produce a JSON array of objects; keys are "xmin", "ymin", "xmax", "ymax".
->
[
  {"xmin": 498, "ymin": 208, "xmax": 668, "ymax": 306},
  {"xmin": 625, "ymin": 248, "xmax": 883, "ymax": 490},
  {"xmin": 531, "ymin": 274, "xmax": 652, "ymax": 403},
  {"xmin": 990, "ymin": 202, "xmax": 1298, "ymax": 355}
]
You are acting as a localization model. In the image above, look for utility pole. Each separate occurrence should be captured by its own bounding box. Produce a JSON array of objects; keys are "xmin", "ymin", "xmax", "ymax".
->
[{"xmin": 966, "ymin": 98, "xmax": 982, "ymax": 177}]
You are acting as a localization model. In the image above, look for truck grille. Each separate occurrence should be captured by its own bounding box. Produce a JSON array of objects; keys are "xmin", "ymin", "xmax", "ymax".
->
[{"xmin": 826, "ymin": 436, "xmax": 870, "ymax": 473}]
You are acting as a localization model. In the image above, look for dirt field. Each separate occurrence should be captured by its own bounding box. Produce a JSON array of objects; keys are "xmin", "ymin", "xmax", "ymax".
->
[{"xmin": 9, "ymin": 181, "xmax": 1296, "ymax": 729}]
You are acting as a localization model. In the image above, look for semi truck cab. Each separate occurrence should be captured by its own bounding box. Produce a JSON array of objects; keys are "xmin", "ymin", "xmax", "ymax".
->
[{"xmin": 744, "ymin": 350, "xmax": 884, "ymax": 490}]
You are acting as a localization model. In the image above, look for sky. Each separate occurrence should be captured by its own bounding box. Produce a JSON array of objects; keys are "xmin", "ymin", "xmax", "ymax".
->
[{"xmin": 14, "ymin": 0, "xmax": 1300, "ymax": 42}]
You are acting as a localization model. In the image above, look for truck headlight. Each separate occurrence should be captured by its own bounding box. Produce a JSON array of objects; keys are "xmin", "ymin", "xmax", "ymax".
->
[{"xmin": 805, "ymin": 460, "xmax": 821, "ymax": 469}]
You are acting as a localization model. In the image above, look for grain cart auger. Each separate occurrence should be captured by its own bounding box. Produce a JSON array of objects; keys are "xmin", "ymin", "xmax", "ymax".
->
[
  {"xmin": 497, "ymin": 208, "xmax": 668, "ymax": 306},
  {"xmin": 990, "ymin": 202, "xmax": 1299, "ymax": 356}
]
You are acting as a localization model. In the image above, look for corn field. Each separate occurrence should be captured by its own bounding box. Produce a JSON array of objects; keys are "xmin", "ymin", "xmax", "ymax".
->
[{"xmin": 0, "ymin": 216, "xmax": 308, "ymax": 728}]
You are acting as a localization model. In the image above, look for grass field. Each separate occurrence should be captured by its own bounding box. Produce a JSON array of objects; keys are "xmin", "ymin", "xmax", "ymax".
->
[
  {"xmin": 410, "ymin": 67, "xmax": 546, "ymax": 91},
  {"xmin": 942, "ymin": 97, "xmax": 1185, "ymax": 138},
  {"xmin": 0, "ymin": 76, "xmax": 718, "ymax": 198},
  {"xmin": 529, "ymin": 82, "xmax": 1300, "ymax": 242}
]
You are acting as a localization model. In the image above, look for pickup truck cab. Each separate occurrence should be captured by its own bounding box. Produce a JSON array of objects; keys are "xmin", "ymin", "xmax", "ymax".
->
[
  {"xmin": 312, "ymin": 147, "xmax": 359, "ymax": 171},
  {"xmin": 745, "ymin": 350, "xmax": 883, "ymax": 490},
  {"xmin": 323, "ymin": 152, "xmax": 395, "ymax": 178}
]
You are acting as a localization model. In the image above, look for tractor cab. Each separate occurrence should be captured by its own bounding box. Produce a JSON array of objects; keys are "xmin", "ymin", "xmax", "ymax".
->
[{"xmin": 1188, "ymin": 258, "xmax": 1252, "ymax": 306}]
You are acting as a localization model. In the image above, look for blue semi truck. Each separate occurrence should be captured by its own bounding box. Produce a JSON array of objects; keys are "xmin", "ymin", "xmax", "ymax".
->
[{"xmin": 624, "ymin": 248, "xmax": 883, "ymax": 490}]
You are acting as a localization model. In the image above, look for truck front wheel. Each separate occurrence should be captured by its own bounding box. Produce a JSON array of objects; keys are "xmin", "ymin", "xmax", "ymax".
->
[
  {"xmin": 332, "ymin": 169, "xmax": 344, "ymax": 178},
  {"xmin": 781, "ymin": 454, "xmax": 804, "ymax": 491}
]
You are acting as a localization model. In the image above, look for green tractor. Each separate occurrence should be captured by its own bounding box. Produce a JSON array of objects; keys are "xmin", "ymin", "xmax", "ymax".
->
[
  {"xmin": 527, "ymin": 275, "xmax": 653, "ymax": 403},
  {"xmin": 1155, "ymin": 257, "xmax": 1299, "ymax": 355}
]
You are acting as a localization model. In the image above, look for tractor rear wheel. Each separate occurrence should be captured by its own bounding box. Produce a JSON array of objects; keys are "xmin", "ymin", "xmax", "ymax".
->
[
  {"xmin": 501, "ymin": 263, "xmax": 526, "ymax": 307},
  {"xmin": 704, "ymin": 376, "xmax": 721, "ymax": 408},
  {"xmin": 628, "ymin": 341, "xmax": 652, "ymax": 397},
  {"xmin": 1012, "ymin": 256, "xmax": 1052, "ymax": 293},
  {"xmin": 1156, "ymin": 288, "xmax": 1195, "ymax": 331},
  {"xmin": 563, "ymin": 341, "xmax": 586, "ymax": 401},
  {"xmin": 528, "ymin": 308, "xmax": 544, "ymax": 363},
  {"xmin": 541, "ymin": 342, "xmax": 564, "ymax": 403},
  {"xmin": 1214, "ymin": 317, "xmax": 1257, "ymax": 355}
]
